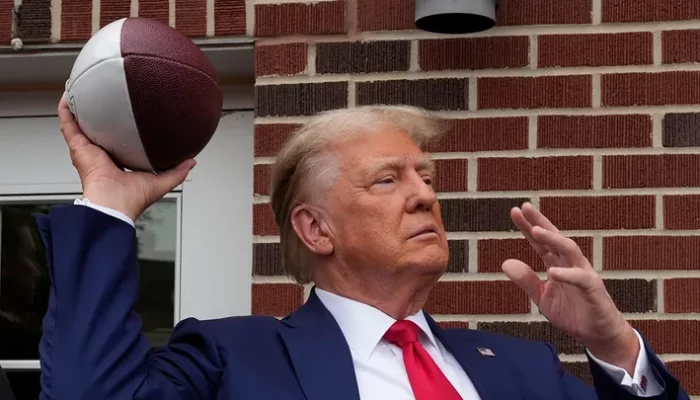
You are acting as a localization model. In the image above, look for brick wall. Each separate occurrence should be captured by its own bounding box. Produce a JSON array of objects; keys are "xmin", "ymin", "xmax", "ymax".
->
[{"xmin": 6, "ymin": 0, "xmax": 700, "ymax": 393}]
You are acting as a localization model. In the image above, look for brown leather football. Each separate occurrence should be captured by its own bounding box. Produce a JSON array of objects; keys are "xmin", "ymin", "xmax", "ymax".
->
[{"xmin": 65, "ymin": 17, "xmax": 223, "ymax": 172}]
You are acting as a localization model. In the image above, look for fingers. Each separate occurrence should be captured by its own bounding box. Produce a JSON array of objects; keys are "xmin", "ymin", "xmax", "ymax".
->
[
  {"xmin": 57, "ymin": 93, "xmax": 90, "ymax": 148},
  {"xmin": 502, "ymin": 259, "xmax": 544, "ymax": 304},
  {"xmin": 510, "ymin": 207, "xmax": 549, "ymax": 256},
  {"xmin": 152, "ymin": 159, "xmax": 197, "ymax": 197},
  {"xmin": 521, "ymin": 202, "xmax": 560, "ymax": 234},
  {"xmin": 531, "ymin": 226, "xmax": 592, "ymax": 270},
  {"xmin": 547, "ymin": 267, "xmax": 592, "ymax": 290}
]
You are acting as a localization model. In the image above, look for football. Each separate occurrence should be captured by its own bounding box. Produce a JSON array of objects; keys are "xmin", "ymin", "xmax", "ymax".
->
[{"xmin": 65, "ymin": 17, "xmax": 223, "ymax": 172}]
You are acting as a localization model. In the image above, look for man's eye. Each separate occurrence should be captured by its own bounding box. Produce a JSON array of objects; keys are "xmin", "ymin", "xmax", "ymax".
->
[{"xmin": 376, "ymin": 177, "xmax": 395, "ymax": 184}]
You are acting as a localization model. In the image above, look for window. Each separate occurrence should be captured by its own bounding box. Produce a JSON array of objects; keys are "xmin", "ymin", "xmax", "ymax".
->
[{"xmin": 0, "ymin": 195, "xmax": 181, "ymax": 395}]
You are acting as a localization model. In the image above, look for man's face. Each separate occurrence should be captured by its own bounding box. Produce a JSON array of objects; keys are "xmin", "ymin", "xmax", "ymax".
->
[{"xmin": 324, "ymin": 127, "xmax": 449, "ymax": 278}]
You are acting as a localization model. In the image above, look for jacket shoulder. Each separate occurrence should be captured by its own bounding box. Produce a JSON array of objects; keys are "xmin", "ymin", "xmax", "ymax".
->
[{"xmin": 171, "ymin": 315, "xmax": 286, "ymax": 345}]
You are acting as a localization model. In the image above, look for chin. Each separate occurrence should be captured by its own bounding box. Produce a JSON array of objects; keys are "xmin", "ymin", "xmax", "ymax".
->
[{"xmin": 405, "ymin": 246, "xmax": 449, "ymax": 275}]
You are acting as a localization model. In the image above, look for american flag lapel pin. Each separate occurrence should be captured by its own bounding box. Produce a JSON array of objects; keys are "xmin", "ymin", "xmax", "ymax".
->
[{"xmin": 477, "ymin": 347, "xmax": 495, "ymax": 357}]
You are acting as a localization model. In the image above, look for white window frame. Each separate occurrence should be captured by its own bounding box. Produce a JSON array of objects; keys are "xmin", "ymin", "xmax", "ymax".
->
[{"xmin": 0, "ymin": 84, "xmax": 255, "ymax": 373}]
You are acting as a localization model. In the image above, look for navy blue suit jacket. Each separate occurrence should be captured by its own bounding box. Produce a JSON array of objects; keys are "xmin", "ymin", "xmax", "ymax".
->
[{"xmin": 36, "ymin": 205, "xmax": 689, "ymax": 399}]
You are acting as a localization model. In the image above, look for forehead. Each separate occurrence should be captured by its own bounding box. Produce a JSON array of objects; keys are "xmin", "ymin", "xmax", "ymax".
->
[{"xmin": 337, "ymin": 128, "xmax": 428, "ymax": 167}]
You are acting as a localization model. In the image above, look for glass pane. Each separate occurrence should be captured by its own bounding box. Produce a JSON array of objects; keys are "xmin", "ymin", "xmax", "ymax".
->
[
  {"xmin": 0, "ymin": 199, "xmax": 178, "ymax": 361},
  {"xmin": 6, "ymin": 369, "xmax": 40, "ymax": 400}
]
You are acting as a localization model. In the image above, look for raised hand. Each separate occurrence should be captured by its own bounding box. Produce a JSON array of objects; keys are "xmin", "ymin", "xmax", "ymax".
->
[
  {"xmin": 501, "ymin": 202, "xmax": 640, "ymax": 374},
  {"xmin": 58, "ymin": 93, "xmax": 195, "ymax": 221}
]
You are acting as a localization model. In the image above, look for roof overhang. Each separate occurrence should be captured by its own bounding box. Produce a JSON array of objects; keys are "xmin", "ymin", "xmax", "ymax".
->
[{"xmin": 0, "ymin": 37, "xmax": 254, "ymax": 89}]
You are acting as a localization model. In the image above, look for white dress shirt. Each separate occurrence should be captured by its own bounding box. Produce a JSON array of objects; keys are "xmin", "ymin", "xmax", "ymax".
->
[{"xmin": 75, "ymin": 199, "xmax": 662, "ymax": 398}]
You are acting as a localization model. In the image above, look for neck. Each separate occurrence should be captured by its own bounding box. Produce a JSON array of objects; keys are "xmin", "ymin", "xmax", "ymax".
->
[{"xmin": 314, "ymin": 266, "xmax": 440, "ymax": 320}]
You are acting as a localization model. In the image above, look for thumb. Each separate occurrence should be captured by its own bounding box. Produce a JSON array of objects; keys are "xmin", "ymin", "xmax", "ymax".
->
[
  {"xmin": 152, "ymin": 159, "xmax": 196, "ymax": 197},
  {"xmin": 502, "ymin": 259, "xmax": 544, "ymax": 304}
]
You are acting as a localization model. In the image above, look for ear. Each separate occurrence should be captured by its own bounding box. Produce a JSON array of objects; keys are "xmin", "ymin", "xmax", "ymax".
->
[{"xmin": 290, "ymin": 205, "xmax": 334, "ymax": 256}]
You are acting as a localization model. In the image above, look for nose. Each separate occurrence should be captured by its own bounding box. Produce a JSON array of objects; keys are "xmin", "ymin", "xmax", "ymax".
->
[{"xmin": 405, "ymin": 174, "xmax": 437, "ymax": 213}]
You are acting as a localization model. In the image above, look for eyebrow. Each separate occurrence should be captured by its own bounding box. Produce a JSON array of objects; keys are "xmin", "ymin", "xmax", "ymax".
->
[{"xmin": 365, "ymin": 155, "xmax": 436, "ymax": 178}]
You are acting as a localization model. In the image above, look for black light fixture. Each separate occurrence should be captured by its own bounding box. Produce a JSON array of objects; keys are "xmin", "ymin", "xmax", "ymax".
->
[{"xmin": 415, "ymin": 0, "xmax": 497, "ymax": 34}]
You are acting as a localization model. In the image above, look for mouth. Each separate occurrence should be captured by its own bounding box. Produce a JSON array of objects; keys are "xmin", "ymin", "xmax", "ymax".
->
[{"xmin": 410, "ymin": 225, "xmax": 439, "ymax": 239}]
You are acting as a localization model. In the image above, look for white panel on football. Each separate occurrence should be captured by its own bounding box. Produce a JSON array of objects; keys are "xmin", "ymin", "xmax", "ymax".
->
[
  {"xmin": 68, "ymin": 18, "xmax": 125, "ymax": 83},
  {"xmin": 67, "ymin": 57, "xmax": 153, "ymax": 171}
]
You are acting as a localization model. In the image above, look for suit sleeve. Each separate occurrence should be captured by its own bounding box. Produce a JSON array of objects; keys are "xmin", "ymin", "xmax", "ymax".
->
[
  {"xmin": 547, "ymin": 341, "xmax": 690, "ymax": 400},
  {"xmin": 36, "ymin": 205, "xmax": 224, "ymax": 400}
]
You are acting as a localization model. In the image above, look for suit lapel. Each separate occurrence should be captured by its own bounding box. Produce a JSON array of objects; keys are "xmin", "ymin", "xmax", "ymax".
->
[
  {"xmin": 427, "ymin": 316, "xmax": 524, "ymax": 400},
  {"xmin": 278, "ymin": 289, "xmax": 361, "ymax": 400}
]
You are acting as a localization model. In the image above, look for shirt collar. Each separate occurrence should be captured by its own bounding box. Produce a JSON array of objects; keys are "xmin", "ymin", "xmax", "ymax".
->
[{"xmin": 315, "ymin": 287, "xmax": 439, "ymax": 361}]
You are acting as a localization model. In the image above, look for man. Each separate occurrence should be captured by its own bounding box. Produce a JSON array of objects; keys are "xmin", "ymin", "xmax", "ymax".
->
[{"xmin": 37, "ymin": 95, "xmax": 688, "ymax": 399}]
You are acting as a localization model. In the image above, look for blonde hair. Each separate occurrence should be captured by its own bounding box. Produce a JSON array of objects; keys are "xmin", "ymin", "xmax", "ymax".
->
[{"xmin": 269, "ymin": 105, "xmax": 448, "ymax": 284}]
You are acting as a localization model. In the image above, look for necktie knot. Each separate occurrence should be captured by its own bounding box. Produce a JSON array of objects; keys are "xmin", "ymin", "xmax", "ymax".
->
[{"xmin": 384, "ymin": 320, "xmax": 421, "ymax": 348}]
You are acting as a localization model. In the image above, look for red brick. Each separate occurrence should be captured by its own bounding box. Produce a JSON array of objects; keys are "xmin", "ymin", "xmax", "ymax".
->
[
  {"xmin": 602, "ymin": 72, "xmax": 700, "ymax": 107},
  {"xmin": 663, "ymin": 30, "xmax": 700, "ymax": 64},
  {"xmin": 602, "ymin": 0, "xmax": 700, "ymax": 23},
  {"xmin": 665, "ymin": 279, "xmax": 700, "ymax": 313},
  {"xmin": 175, "ymin": 0, "xmax": 206, "ymax": 37},
  {"xmin": 253, "ymin": 203, "xmax": 278, "ymax": 236},
  {"xmin": 540, "ymin": 196, "xmax": 655, "ymax": 230},
  {"xmin": 438, "ymin": 321, "xmax": 470, "ymax": 330},
  {"xmin": 139, "ymin": 0, "xmax": 170, "ymax": 25},
  {"xmin": 425, "ymin": 281, "xmax": 530, "ymax": 315},
  {"xmin": 538, "ymin": 115, "xmax": 653, "ymax": 149},
  {"xmin": 478, "ymin": 156, "xmax": 592, "ymax": 191},
  {"xmin": 254, "ymin": 124, "xmax": 300, "ymax": 157},
  {"xmin": 631, "ymin": 320, "xmax": 700, "ymax": 354},
  {"xmin": 604, "ymin": 154, "xmax": 700, "ymax": 189},
  {"xmin": 254, "ymin": 164, "xmax": 271, "ymax": 196},
  {"xmin": 101, "ymin": 0, "xmax": 130, "ymax": 27},
  {"xmin": 420, "ymin": 36, "xmax": 529, "ymax": 71},
  {"xmin": 425, "ymin": 118, "xmax": 528, "ymax": 153},
  {"xmin": 539, "ymin": 33, "xmax": 653, "ymax": 68},
  {"xmin": 434, "ymin": 159, "xmax": 468, "ymax": 192},
  {"xmin": 252, "ymin": 284, "xmax": 304, "ymax": 316},
  {"xmin": 478, "ymin": 76, "xmax": 592, "ymax": 109},
  {"xmin": 214, "ymin": 0, "xmax": 246, "ymax": 36},
  {"xmin": 497, "ymin": 0, "xmax": 591, "ymax": 25},
  {"xmin": 478, "ymin": 237, "xmax": 593, "ymax": 273},
  {"xmin": 255, "ymin": 1, "xmax": 346, "ymax": 36},
  {"xmin": 61, "ymin": 0, "xmax": 92, "ymax": 41},
  {"xmin": 255, "ymin": 43, "xmax": 307, "ymax": 77},
  {"xmin": 664, "ymin": 195, "xmax": 700, "ymax": 229},
  {"xmin": 0, "ymin": 0, "xmax": 12, "ymax": 44},
  {"xmin": 357, "ymin": 0, "xmax": 414, "ymax": 32},
  {"xmin": 667, "ymin": 361, "xmax": 700, "ymax": 395},
  {"xmin": 604, "ymin": 236, "xmax": 700, "ymax": 270}
]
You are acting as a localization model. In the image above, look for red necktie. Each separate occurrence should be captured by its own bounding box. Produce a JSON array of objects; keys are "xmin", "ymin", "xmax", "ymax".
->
[{"xmin": 384, "ymin": 320, "xmax": 463, "ymax": 400}]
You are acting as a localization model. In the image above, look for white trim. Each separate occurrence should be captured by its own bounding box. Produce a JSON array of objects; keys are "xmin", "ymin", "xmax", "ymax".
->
[
  {"xmin": 179, "ymin": 111, "xmax": 254, "ymax": 320},
  {"xmin": 0, "ymin": 360, "xmax": 40, "ymax": 370}
]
